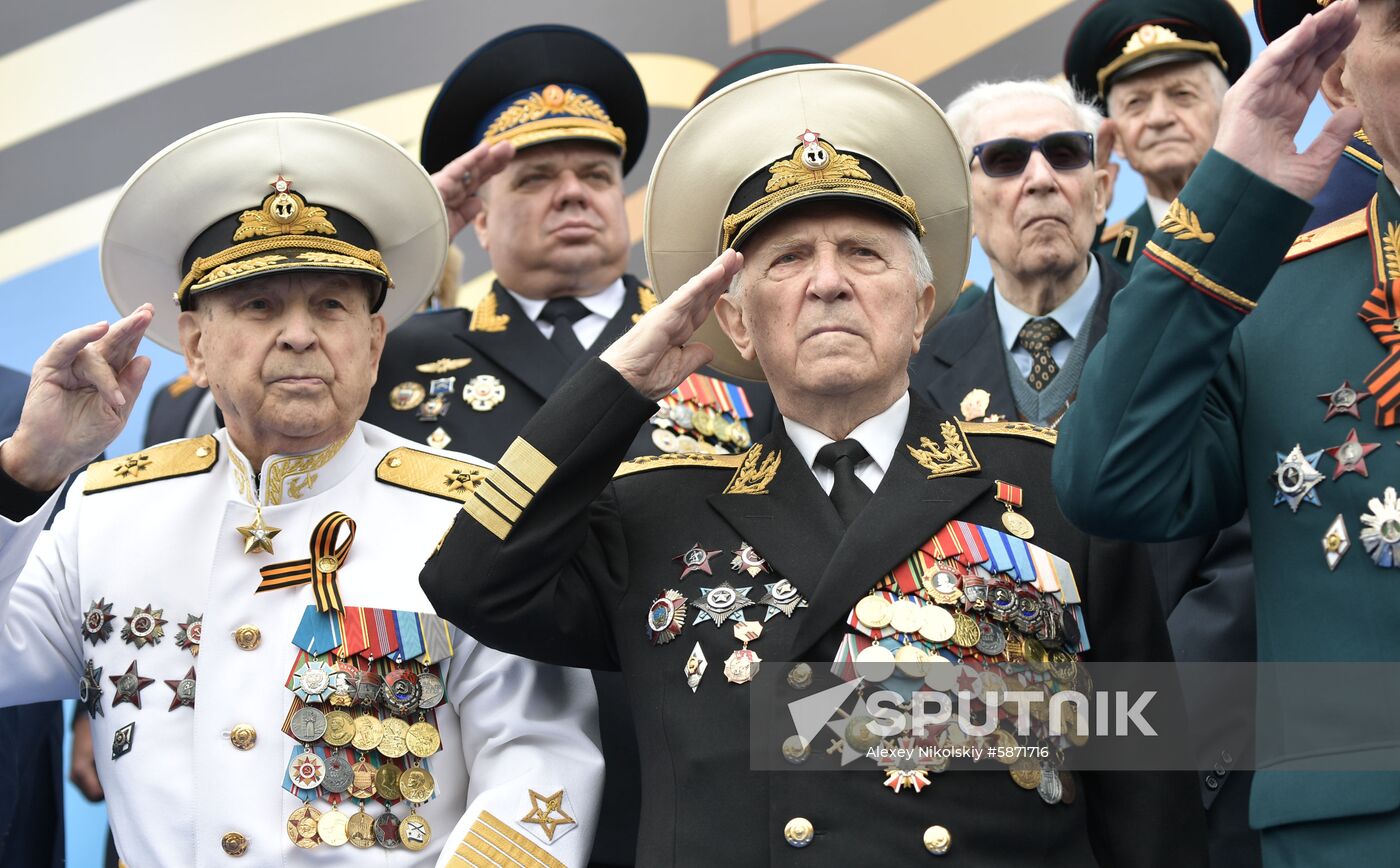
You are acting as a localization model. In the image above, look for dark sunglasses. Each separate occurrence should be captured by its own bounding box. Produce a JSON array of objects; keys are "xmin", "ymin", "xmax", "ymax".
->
[{"xmin": 969, "ymin": 131, "xmax": 1095, "ymax": 178}]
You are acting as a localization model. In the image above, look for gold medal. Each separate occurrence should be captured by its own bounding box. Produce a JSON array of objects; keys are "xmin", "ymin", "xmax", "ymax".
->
[
  {"xmin": 1022, "ymin": 636, "xmax": 1050, "ymax": 671},
  {"xmin": 894, "ymin": 644, "xmax": 930, "ymax": 678},
  {"xmin": 388, "ymin": 382, "xmax": 426, "ymax": 411},
  {"xmin": 378, "ymin": 716, "xmax": 410, "ymax": 759},
  {"xmin": 317, "ymin": 805, "xmax": 349, "ymax": 847},
  {"xmin": 888, "ymin": 599, "xmax": 924, "ymax": 634},
  {"xmin": 712, "ymin": 415, "xmax": 733, "ymax": 443},
  {"xmin": 1009, "ymin": 757, "xmax": 1041, "ymax": 789},
  {"xmin": 399, "ymin": 809, "xmax": 432, "ymax": 852},
  {"xmin": 692, "ymin": 406, "xmax": 717, "ymax": 437},
  {"xmin": 348, "ymin": 759, "xmax": 377, "ymax": 800},
  {"xmin": 287, "ymin": 804, "xmax": 322, "ymax": 849},
  {"xmin": 992, "ymin": 728, "xmax": 1019, "ymax": 765},
  {"xmin": 323, "ymin": 710, "xmax": 355, "ymax": 747},
  {"xmin": 407, "ymin": 721, "xmax": 442, "ymax": 758},
  {"xmin": 951, "ymin": 612, "xmax": 981, "ymax": 648},
  {"xmin": 351, "ymin": 714, "xmax": 383, "ymax": 751},
  {"xmin": 374, "ymin": 763, "xmax": 402, "ymax": 801},
  {"xmin": 399, "ymin": 766, "xmax": 436, "ymax": 804},
  {"xmin": 854, "ymin": 594, "xmax": 892, "ymax": 629},
  {"xmin": 919, "ymin": 605, "xmax": 956, "ymax": 643},
  {"xmin": 347, "ymin": 807, "xmax": 376, "ymax": 849},
  {"xmin": 994, "ymin": 480, "xmax": 1035, "ymax": 540},
  {"xmin": 730, "ymin": 423, "xmax": 751, "ymax": 449}
]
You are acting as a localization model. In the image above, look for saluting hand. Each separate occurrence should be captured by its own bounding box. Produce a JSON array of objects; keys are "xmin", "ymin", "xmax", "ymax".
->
[
  {"xmin": 1214, "ymin": 0, "xmax": 1362, "ymax": 201},
  {"xmin": 432, "ymin": 139, "xmax": 516, "ymax": 240},
  {"xmin": 1, "ymin": 304, "xmax": 154, "ymax": 492},
  {"xmin": 601, "ymin": 249, "xmax": 744, "ymax": 400}
]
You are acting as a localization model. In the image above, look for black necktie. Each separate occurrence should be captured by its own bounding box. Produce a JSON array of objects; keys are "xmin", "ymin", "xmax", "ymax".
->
[
  {"xmin": 1017, "ymin": 317, "xmax": 1067, "ymax": 391},
  {"xmin": 538, "ymin": 297, "xmax": 592, "ymax": 362},
  {"xmin": 815, "ymin": 439, "xmax": 873, "ymax": 526}
]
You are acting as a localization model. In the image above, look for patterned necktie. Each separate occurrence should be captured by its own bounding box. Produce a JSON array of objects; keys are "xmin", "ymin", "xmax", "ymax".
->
[
  {"xmin": 1017, "ymin": 318, "xmax": 1067, "ymax": 391},
  {"xmin": 1359, "ymin": 278, "xmax": 1400, "ymax": 426},
  {"xmin": 815, "ymin": 439, "xmax": 873, "ymax": 526},
  {"xmin": 538, "ymin": 297, "xmax": 592, "ymax": 362}
]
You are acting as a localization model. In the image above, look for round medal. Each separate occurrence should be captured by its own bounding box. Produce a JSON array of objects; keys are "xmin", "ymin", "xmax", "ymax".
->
[
  {"xmin": 844, "ymin": 712, "xmax": 883, "ymax": 752},
  {"xmin": 951, "ymin": 613, "xmax": 981, "ymax": 648},
  {"xmin": 888, "ymin": 599, "xmax": 924, "ymax": 634},
  {"xmin": 373, "ymin": 809, "xmax": 402, "ymax": 849},
  {"xmin": 351, "ymin": 714, "xmax": 383, "ymax": 751},
  {"xmin": 323, "ymin": 710, "xmax": 355, "ymax": 747},
  {"xmin": 1001, "ymin": 510, "xmax": 1035, "ymax": 540},
  {"xmin": 286, "ymin": 804, "xmax": 322, "ymax": 848},
  {"xmin": 782, "ymin": 734, "xmax": 811, "ymax": 764},
  {"xmin": 854, "ymin": 644, "xmax": 896, "ymax": 682},
  {"xmin": 407, "ymin": 721, "xmax": 441, "ymax": 758},
  {"xmin": 293, "ymin": 660, "xmax": 334, "ymax": 702},
  {"xmin": 375, "ymin": 763, "xmax": 403, "ymax": 801},
  {"xmin": 388, "ymin": 381, "xmax": 426, "ymax": 411},
  {"xmin": 730, "ymin": 423, "xmax": 751, "ymax": 449},
  {"xmin": 919, "ymin": 605, "xmax": 956, "ymax": 643},
  {"xmin": 378, "ymin": 716, "xmax": 410, "ymax": 758},
  {"xmin": 692, "ymin": 406, "xmax": 717, "ymax": 437},
  {"xmin": 669, "ymin": 403, "xmax": 694, "ymax": 429},
  {"xmin": 652, "ymin": 428, "xmax": 679, "ymax": 453},
  {"xmin": 1009, "ymin": 757, "xmax": 1041, "ymax": 790},
  {"xmin": 347, "ymin": 808, "xmax": 376, "ymax": 849},
  {"xmin": 854, "ymin": 594, "xmax": 892, "ymax": 629},
  {"xmin": 288, "ymin": 750, "xmax": 327, "ymax": 790},
  {"xmin": 894, "ymin": 644, "xmax": 930, "ymax": 678},
  {"xmin": 712, "ymin": 415, "xmax": 734, "ymax": 443},
  {"xmin": 1038, "ymin": 763, "xmax": 1064, "ymax": 804},
  {"xmin": 317, "ymin": 806, "xmax": 350, "ymax": 846},
  {"xmin": 675, "ymin": 434, "xmax": 701, "ymax": 453},
  {"xmin": 322, "ymin": 751, "xmax": 353, "ymax": 794},
  {"xmin": 722, "ymin": 648, "xmax": 761, "ymax": 684},
  {"xmin": 399, "ymin": 767, "xmax": 436, "ymax": 804},
  {"xmin": 977, "ymin": 621, "xmax": 1008, "ymax": 657},
  {"xmin": 289, "ymin": 706, "xmax": 328, "ymax": 742},
  {"xmin": 417, "ymin": 672, "xmax": 445, "ymax": 709},
  {"xmin": 399, "ymin": 810, "xmax": 433, "ymax": 852}
]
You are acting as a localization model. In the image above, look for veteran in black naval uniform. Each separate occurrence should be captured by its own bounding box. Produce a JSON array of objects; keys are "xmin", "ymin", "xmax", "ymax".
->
[
  {"xmin": 365, "ymin": 27, "xmax": 773, "ymax": 867},
  {"xmin": 914, "ymin": 77, "xmax": 1260, "ymax": 866},
  {"xmin": 421, "ymin": 63, "xmax": 1205, "ymax": 866},
  {"xmin": 1053, "ymin": 2, "xmax": 1400, "ymax": 865},
  {"xmin": 1065, "ymin": 0, "xmax": 1251, "ymax": 273}
]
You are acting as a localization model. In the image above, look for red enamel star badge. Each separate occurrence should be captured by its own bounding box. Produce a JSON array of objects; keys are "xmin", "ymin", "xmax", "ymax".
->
[{"xmin": 1325, "ymin": 428, "xmax": 1381, "ymax": 478}]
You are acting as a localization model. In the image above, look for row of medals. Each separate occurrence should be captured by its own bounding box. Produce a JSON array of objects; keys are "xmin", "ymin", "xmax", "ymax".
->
[
  {"xmin": 649, "ymin": 397, "xmax": 751, "ymax": 455},
  {"xmin": 283, "ymin": 656, "xmax": 445, "ymax": 851},
  {"xmin": 811, "ymin": 563, "xmax": 1087, "ymax": 805}
]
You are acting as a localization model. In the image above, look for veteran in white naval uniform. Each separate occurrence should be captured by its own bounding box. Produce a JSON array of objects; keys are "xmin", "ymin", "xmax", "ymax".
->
[{"xmin": 0, "ymin": 113, "xmax": 600, "ymax": 868}]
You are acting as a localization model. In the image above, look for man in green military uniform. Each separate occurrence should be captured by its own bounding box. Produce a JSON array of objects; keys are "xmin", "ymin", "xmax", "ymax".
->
[
  {"xmin": 421, "ymin": 62, "xmax": 1205, "ymax": 865},
  {"xmin": 1065, "ymin": 0, "xmax": 1252, "ymax": 272},
  {"xmin": 1054, "ymin": 1, "xmax": 1400, "ymax": 864}
]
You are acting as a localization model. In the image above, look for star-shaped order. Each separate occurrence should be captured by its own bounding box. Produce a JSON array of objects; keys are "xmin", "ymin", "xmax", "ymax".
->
[
  {"xmin": 674, "ymin": 543, "xmax": 721, "ymax": 579},
  {"xmin": 1325, "ymin": 428, "xmax": 1380, "ymax": 479},
  {"xmin": 1271, "ymin": 445, "xmax": 1325, "ymax": 512},
  {"xmin": 164, "ymin": 666, "xmax": 196, "ymax": 711},
  {"xmin": 82, "ymin": 598, "xmax": 116, "ymax": 645},
  {"xmin": 237, "ymin": 511, "xmax": 281, "ymax": 555},
  {"xmin": 110, "ymin": 660, "xmax": 154, "ymax": 709},
  {"xmin": 175, "ymin": 613, "xmax": 202, "ymax": 655},
  {"xmin": 1318, "ymin": 381, "xmax": 1370, "ymax": 421},
  {"xmin": 80, "ymin": 659, "xmax": 104, "ymax": 719},
  {"xmin": 730, "ymin": 543, "xmax": 770, "ymax": 577},
  {"xmin": 520, "ymin": 789, "xmax": 575, "ymax": 842}
]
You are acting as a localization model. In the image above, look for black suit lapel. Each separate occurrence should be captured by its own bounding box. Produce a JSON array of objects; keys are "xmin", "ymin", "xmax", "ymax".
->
[
  {"xmin": 790, "ymin": 398, "xmax": 992, "ymax": 656},
  {"xmin": 562, "ymin": 275, "xmax": 645, "ymax": 380},
  {"xmin": 923, "ymin": 288, "xmax": 1018, "ymax": 420},
  {"xmin": 453, "ymin": 284, "xmax": 570, "ymax": 401}
]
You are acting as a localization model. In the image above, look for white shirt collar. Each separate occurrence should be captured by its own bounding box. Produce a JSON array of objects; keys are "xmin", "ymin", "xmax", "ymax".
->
[
  {"xmin": 784, "ymin": 393, "xmax": 910, "ymax": 494},
  {"xmin": 507, "ymin": 278, "xmax": 626, "ymax": 323},
  {"xmin": 992, "ymin": 255, "xmax": 1101, "ymax": 353},
  {"xmin": 1146, "ymin": 194, "xmax": 1170, "ymax": 226}
]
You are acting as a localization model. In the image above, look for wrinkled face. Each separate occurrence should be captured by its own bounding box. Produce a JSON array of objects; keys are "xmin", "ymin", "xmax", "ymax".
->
[
  {"xmin": 474, "ymin": 140, "xmax": 629, "ymax": 293},
  {"xmin": 969, "ymin": 95, "xmax": 1108, "ymax": 280},
  {"xmin": 1106, "ymin": 59, "xmax": 1224, "ymax": 184},
  {"xmin": 1341, "ymin": 0, "xmax": 1400, "ymax": 175},
  {"xmin": 178, "ymin": 272, "xmax": 386, "ymax": 455},
  {"xmin": 717, "ymin": 203, "xmax": 936, "ymax": 401}
]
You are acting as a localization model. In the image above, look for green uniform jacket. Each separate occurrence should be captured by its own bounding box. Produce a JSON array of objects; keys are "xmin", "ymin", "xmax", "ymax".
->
[{"xmin": 1053, "ymin": 151, "xmax": 1400, "ymax": 850}]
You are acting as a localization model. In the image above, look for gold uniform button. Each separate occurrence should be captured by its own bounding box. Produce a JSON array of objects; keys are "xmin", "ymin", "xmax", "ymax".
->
[
  {"xmin": 221, "ymin": 832, "xmax": 248, "ymax": 856},
  {"xmin": 783, "ymin": 817, "xmax": 814, "ymax": 848},
  {"xmin": 924, "ymin": 824, "xmax": 951, "ymax": 856},
  {"xmin": 233, "ymin": 625, "xmax": 261, "ymax": 651},
  {"xmin": 229, "ymin": 724, "xmax": 257, "ymax": 751}
]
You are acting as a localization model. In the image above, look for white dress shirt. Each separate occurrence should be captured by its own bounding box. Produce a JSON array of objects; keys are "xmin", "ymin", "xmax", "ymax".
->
[
  {"xmin": 993, "ymin": 256, "xmax": 1101, "ymax": 379},
  {"xmin": 785, "ymin": 393, "xmax": 910, "ymax": 495},
  {"xmin": 507, "ymin": 278, "xmax": 626, "ymax": 351},
  {"xmin": 1147, "ymin": 194, "xmax": 1170, "ymax": 227}
]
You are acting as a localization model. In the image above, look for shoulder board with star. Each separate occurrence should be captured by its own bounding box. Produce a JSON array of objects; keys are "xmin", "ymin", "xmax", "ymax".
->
[
  {"xmin": 83, "ymin": 435, "xmax": 219, "ymax": 495},
  {"xmin": 959, "ymin": 420, "xmax": 1057, "ymax": 447},
  {"xmin": 1284, "ymin": 207, "xmax": 1368, "ymax": 263},
  {"xmin": 375, "ymin": 446, "xmax": 490, "ymax": 503},
  {"xmin": 614, "ymin": 451, "xmax": 747, "ymax": 479}
]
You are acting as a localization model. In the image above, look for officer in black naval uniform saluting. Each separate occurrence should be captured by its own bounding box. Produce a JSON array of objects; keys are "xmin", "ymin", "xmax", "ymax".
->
[
  {"xmin": 420, "ymin": 62, "xmax": 1204, "ymax": 866},
  {"xmin": 364, "ymin": 26, "xmax": 774, "ymax": 868}
]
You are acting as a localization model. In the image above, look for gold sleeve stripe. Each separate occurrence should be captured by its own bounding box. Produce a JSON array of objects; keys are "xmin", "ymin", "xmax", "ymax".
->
[
  {"xmin": 463, "ymin": 495, "xmax": 512, "ymax": 541},
  {"xmin": 499, "ymin": 438, "xmax": 556, "ymax": 493},
  {"xmin": 487, "ymin": 469, "xmax": 532, "ymax": 510},
  {"xmin": 477, "ymin": 479, "xmax": 524, "ymax": 522},
  {"xmin": 1143, "ymin": 241, "xmax": 1257, "ymax": 314},
  {"xmin": 959, "ymin": 420, "xmax": 1058, "ymax": 445},
  {"xmin": 447, "ymin": 811, "xmax": 566, "ymax": 868}
]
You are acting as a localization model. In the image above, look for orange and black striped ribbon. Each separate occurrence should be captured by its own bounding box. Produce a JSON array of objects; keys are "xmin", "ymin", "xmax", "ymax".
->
[
  {"xmin": 256, "ymin": 511, "xmax": 356, "ymax": 612},
  {"xmin": 1358, "ymin": 196, "xmax": 1400, "ymax": 426}
]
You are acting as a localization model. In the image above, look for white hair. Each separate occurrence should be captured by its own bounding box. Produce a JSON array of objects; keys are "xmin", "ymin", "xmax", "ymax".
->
[
  {"xmin": 727, "ymin": 219, "xmax": 934, "ymax": 297},
  {"xmin": 1104, "ymin": 58, "xmax": 1229, "ymax": 117},
  {"xmin": 944, "ymin": 79, "xmax": 1103, "ymax": 161}
]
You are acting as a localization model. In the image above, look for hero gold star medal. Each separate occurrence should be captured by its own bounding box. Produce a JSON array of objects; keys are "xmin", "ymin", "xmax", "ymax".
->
[
  {"xmin": 1360, "ymin": 487, "xmax": 1400, "ymax": 567},
  {"xmin": 646, "ymin": 590, "xmax": 688, "ymax": 645},
  {"xmin": 1319, "ymin": 381, "xmax": 1370, "ymax": 421},
  {"xmin": 724, "ymin": 621, "xmax": 763, "ymax": 684},
  {"xmin": 994, "ymin": 480, "xmax": 1034, "ymax": 540},
  {"xmin": 1271, "ymin": 445, "xmax": 1324, "ymax": 512},
  {"xmin": 1323, "ymin": 514, "xmax": 1351, "ymax": 570},
  {"xmin": 675, "ymin": 543, "xmax": 722, "ymax": 579},
  {"xmin": 1325, "ymin": 428, "xmax": 1380, "ymax": 478},
  {"xmin": 238, "ymin": 507, "xmax": 281, "ymax": 555}
]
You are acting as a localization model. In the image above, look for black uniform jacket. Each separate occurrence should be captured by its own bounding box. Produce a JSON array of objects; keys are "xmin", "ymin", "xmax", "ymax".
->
[{"xmin": 421, "ymin": 359, "xmax": 1206, "ymax": 867}]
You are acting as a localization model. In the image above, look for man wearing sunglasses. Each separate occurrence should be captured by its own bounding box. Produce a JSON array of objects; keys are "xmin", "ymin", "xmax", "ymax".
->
[
  {"xmin": 1065, "ymin": 0, "xmax": 1252, "ymax": 272},
  {"xmin": 911, "ymin": 77, "xmax": 1263, "ymax": 868}
]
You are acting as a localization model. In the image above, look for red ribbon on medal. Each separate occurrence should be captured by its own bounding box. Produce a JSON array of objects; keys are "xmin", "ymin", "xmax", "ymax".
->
[{"xmin": 255, "ymin": 512, "xmax": 355, "ymax": 612}]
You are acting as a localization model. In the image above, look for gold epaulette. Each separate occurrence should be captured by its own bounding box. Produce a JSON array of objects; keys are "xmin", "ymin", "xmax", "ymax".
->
[
  {"xmin": 376, "ymin": 447, "xmax": 489, "ymax": 503},
  {"xmin": 1285, "ymin": 207, "xmax": 1368, "ymax": 262},
  {"xmin": 614, "ymin": 451, "xmax": 747, "ymax": 479},
  {"xmin": 83, "ymin": 435, "xmax": 218, "ymax": 494},
  {"xmin": 959, "ymin": 420, "xmax": 1057, "ymax": 446},
  {"xmin": 1099, "ymin": 219, "xmax": 1140, "ymax": 264},
  {"xmin": 1099, "ymin": 219, "xmax": 1127, "ymax": 243},
  {"xmin": 165, "ymin": 373, "xmax": 196, "ymax": 399}
]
